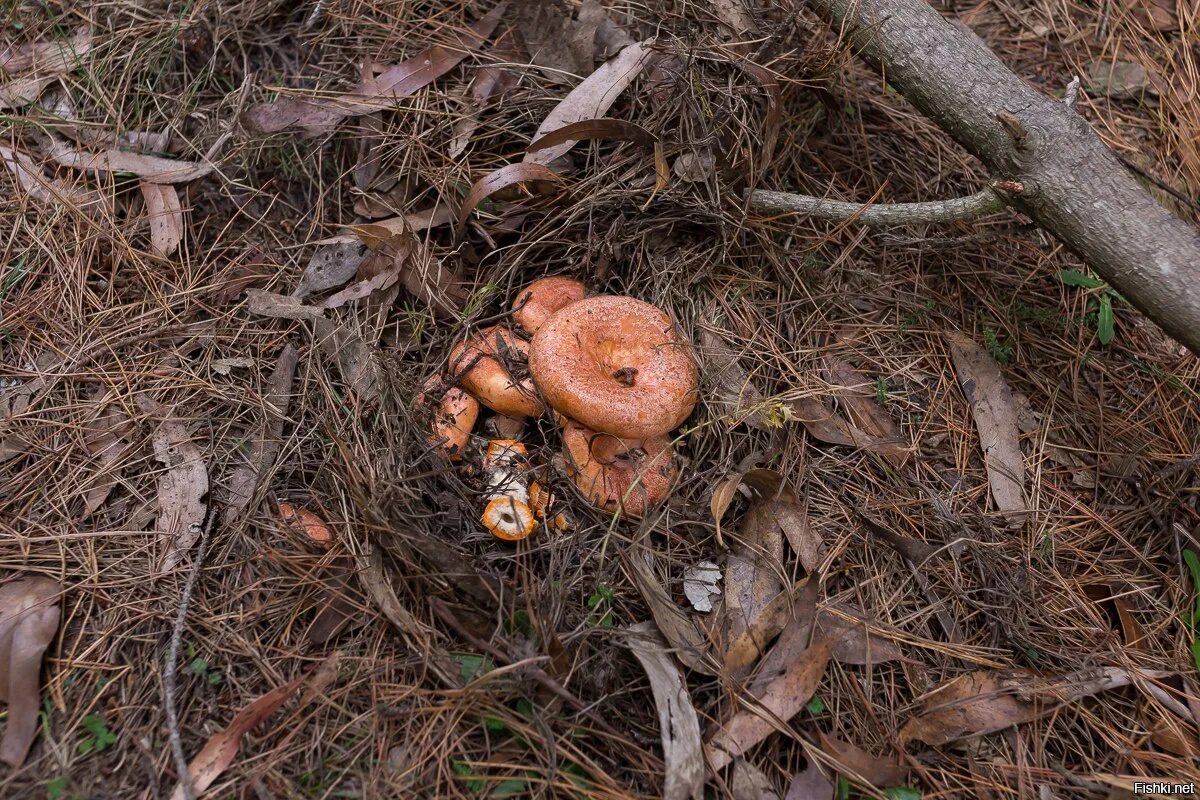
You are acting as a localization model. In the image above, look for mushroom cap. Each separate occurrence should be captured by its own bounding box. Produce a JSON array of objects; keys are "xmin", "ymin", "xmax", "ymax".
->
[
  {"xmin": 449, "ymin": 326, "xmax": 541, "ymax": 418},
  {"xmin": 419, "ymin": 374, "xmax": 480, "ymax": 461},
  {"xmin": 512, "ymin": 276, "xmax": 587, "ymax": 334},
  {"xmin": 561, "ymin": 418, "xmax": 677, "ymax": 517},
  {"xmin": 482, "ymin": 497, "xmax": 537, "ymax": 541},
  {"xmin": 530, "ymin": 295, "xmax": 698, "ymax": 440}
]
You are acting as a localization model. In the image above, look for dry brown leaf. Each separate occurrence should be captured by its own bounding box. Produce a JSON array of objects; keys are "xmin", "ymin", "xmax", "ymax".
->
[
  {"xmin": 221, "ymin": 343, "xmax": 299, "ymax": 525},
  {"xmin": 81, "ymin": 387, "xmax": 133, "ymax": 519},
  {"xmin": 0, "ymin": 576, "xmax": 62, "ymax": 768},
  {"xmin": 527, "ymin": 117, "xmax": 656, "ymax": 155},
  {"xmin": 320, "ymin": 266, "xmax": 400, "ymax": 309},
  {"xmin": 731, "ymin": 759, "xmax": 782, "ymax": 799},
  {"xmin": 706, "ymin": 637, "xmax": 834, "ymax": 771},
  {"xmin": 516, "ymin": 0, "xmax": 631, "ymax": 81},
  {"xmin": 1130, "ymin": 0, "xmax": 1178, "ymax": 31},
  {"xmin": 294, "ymin": 241, "xmax": 368, "ymax": 298},
  {"xmin": 898, "ymin": 666, "xmax": 1166, "ymax": 747},
  {"xmin": 724, "ymin": 580, "xmax": 807, "ymax": 681},
  {"xmin": 524, "ymin": 39, "xmax": 655, "ymax": 166},
  {"xmin": 246, "ymin": 289, "xmax": 326, "ymax": 321},
  {"xmin": 713, "ymin": 0, "xmax": 757, "ymax": 42},
  {"xmin": 456, "ymin": 162, "xmax": 562, "ymax": 230},
  {"xmin": 622, "ymin": 550, "xmax": 717, "ymax": 675},
  {"xmin": 746, "ymin": 579, "xmax": 819, "ymax": 695},
  {"xmin": 313, "ymin": 318, "xmax": 381, "ymax": 405},
  {"xmin": 725, "ymin": 498, "xmax": 786, "ymax": 645},
  {"xmin": 673, "ymin": 149, "xmax": 716, "ymax": 183},
  {"xmin": 944, "ymin": 331, "xmax": 1027, "ymax": 526},
  {"xmin": 279, "ymin": 502, "xmax": 333, "ymax": 548},
  {"xmin": 788, "ymin": 396, "xmax": 857, "ymax": 447},
  {"xmin": 816, "ymin": 604, "xmax": 906, "ymax": 666},
  {"xmin": 785, "ymin": 762, "xmax": 834, "ymax": 800},
  {"xmin": 46, "ymin": 137, "xmax": 212, "ymax": 184},
  {"xmin": 625, "ymin": 622, "xmax": 705, "ymax": 800},
  {"xmin": 140, "ymin": 181, "xmax": 184, "ymax": 257},
  {"xmin": 146, "ymin": 406, "xmax": 209, "ymax": 572},
  {"xmin": 815, "ymin": 733, "xmax": 907, "ymax": 787},
  {"xmin": 168, "ymin": 652, "xmax": 340, "ymax": 800},
  {"xmin": 305, "ymin": 562, "xmax": 364, "ymax": 645},
  {"xmin": 0, "ymin": 29, "xmax": 92, "ymax": 108},
  {"xmin": 1, "ymin": 144, "xmax": 108, "ymax": 213},
  {"xmin": 715, "ymin": 469, "xmax": 821, "ymax": 575},
  {"xmin": 398, "ymin": 238, "xmax": 469, "ymax": 318},
  {"xmin": 242, "ymin": 5, "xmax": 506, "ymax": 134},
  {"xmin": 827, "ymin": 361, "xmax": 909, "ymax": 467},
  {"xmin": 700, "ymin": 327, "xmax": 769, "ymax": 431},
  {"xmin": 1084, "ymin": 60, "xmax": 1161, "ymax": 99}
]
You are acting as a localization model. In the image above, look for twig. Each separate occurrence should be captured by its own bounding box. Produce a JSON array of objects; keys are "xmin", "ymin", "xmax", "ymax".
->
[
  {"xmin": 164, "ymin": 513, "xmax": 217, "ymax": 800},
  {"xmin": 748, "ymin": 185, "xmax": 1009, "ymax": 225}
]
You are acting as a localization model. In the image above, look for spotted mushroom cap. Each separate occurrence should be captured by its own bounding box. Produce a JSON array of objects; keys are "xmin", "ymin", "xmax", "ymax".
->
[
  {"xmin": 511, "ymin": 276, "xmax": 587, "ymax": 334},
  {"xmin": 529, "ymin": 295, "xmax": 698, "ymax": 440}
]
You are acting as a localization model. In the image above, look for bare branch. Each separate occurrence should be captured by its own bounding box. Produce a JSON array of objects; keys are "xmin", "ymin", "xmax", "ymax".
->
[{"xmin": 749, "ymin": 186, "xmax": 1008, "ymax": 226}]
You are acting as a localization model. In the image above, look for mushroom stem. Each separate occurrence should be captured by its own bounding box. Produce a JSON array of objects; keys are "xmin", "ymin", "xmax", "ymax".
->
[{"xmin": 481, "ymin": 440, "xmax": 536, "ymax": 541}]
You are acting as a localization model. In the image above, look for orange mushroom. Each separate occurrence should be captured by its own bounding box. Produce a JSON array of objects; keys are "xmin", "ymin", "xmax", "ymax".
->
[
  {"xmin": 481, "ymin": 439, "xmax": 537, "ymax": 541},
  {"xmin": 449, "ymin": 326, "xmax": 541, "ymax": 418},
  {"xmin": 278, "ymin": 502, "xmax": 333, "ymax": 548},
  {"xmin": 417, "ymin": 373, "xmax": 480, "ymax": 460},
  {"xmin": 511, "ymin": 276, "xmax": 587, "ymax": 334},
  {"xmin": 560, "ymin": 418, "xmax": 678, "ymax": 517},
  {"xmin": 530, "ymin": 295, "xmax": 698, "ymax": 440}
]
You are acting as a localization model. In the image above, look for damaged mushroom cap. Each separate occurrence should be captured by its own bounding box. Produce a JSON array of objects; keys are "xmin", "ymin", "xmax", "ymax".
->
[
  {"xmin": 482, "ymin": 497, "xmax": 537, "ymax": 541},
  {"xmin": 560, "ymin": 417, "xmax": 678, "ymax": 517},
  {"xmin": 530, "ymin": 295, "xmax": 698, "ymax": 440},
  {"xmin": 449, "ymin": 325, "xmax": 541, "ymax": 418},
  {"xmin": 417, "ymin": 374, "xmax": 480, "ymax": 461},
  {"xmin": 512, "ymin": 276, "xmax": 587, "ymax": 334}
]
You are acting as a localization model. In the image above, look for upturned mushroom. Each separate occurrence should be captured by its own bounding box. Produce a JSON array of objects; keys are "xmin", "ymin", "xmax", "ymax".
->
[
  {"xmin": 448, "ymin": 325, "xmax": 541, "ymax": 418},
  {"xmin": 530, "ymin": 295, "xmax": 698, "ymax": 440},
  {"xmin": 511, "ymin": 275, "xmax": 587, "ymax": 334},
  {"xmin": 560, "ymin": 418, "xmax": 677, "ymax": 517},
  {"xmin": 481, "ymin": 439, "xmax": 536, "ymax": 540},
  {"xmin": 417, "ymin": 373, "xmax": 480, "ymax": 461}
]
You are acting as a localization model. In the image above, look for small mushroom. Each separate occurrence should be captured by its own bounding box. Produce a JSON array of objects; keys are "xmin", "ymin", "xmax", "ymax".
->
[
  {"xmin": 481, "ymin": 439, "xmax": 536, "ymax": 541},
  {"xmin": 530, "ymin": 295, "xmax": 698, "ymax": 440},
  {"xmin": 448, "ymin": 326, "xmax": 541, "ymax": 418},
  {"xmin": 560, "ymin": 418, "xmax": 677, "ymax": 517},
  {"xmin": 511, "ymin": 276, "xmax": 587, "ymax": 334},
  {"xmin": 417, "ymin": 373, "xmax": 480, "ymax": 461}
]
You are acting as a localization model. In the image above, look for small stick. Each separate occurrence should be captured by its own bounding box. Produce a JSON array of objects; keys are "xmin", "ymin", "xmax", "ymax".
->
[{"xmin": 748, "ymin": 185, "xmax": 1009, "ymax": 226}]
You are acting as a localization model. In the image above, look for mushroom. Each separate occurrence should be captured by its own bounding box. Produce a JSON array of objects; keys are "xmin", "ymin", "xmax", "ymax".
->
[
  {"xmin": 448, "ymin": 326, "xmax": 541, "ymax": 418},
  {"xmin": 511, "ymin": 276, "xmax": 587, "ymax": 334},
  {"xmin": 530, "ymin": 295, "xmax": 699, "ymax": 440},
  {"xmin": 560, "ymin": 418, "xmax": 677, "ymax": 517},
  {"xmin": 481, "ymin": 439, "xmax": 536, "ymax": 540},
  {"xmin": 417, "ymin": 373, "xmax": 480, "ymax": 461}
]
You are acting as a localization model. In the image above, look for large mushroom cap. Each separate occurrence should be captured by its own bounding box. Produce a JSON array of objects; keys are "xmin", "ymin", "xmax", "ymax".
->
[
  {"xmin": 561, "ymin": 418, "xmax": 677, "ymax": 517},
  {"xmin": 511, "ymin": 276, "xmax": 587, "ymax": 334},
  {"xmin": 449, "ymin": 326, "xmax": 541, "ymax": 418},
  {"xmin": 530, "ymin": 295, "xmax": 698, "ymax": 440}
]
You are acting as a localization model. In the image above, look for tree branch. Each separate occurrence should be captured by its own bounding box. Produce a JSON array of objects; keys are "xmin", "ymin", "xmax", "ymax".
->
[
  {"xmin": 798, "ymin": 0, "xmax": 1200, "ymax": 354},
  {"xmin": 749, "ymin": 185, "xmax": 1008, "ymax": 225}
]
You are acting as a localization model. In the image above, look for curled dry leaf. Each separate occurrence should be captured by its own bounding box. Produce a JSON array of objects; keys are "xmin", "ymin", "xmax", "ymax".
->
[
  {"xmin": 785, "ymin": 762, "xmax": 834, "ymax": 800},
  {"xmin": 622, "ymin": 550, "xmax": 717, "ymax": 675},
  {"xmin": 246, "ymin": 289, "xmax": 326, "ymax": 321},
  {"xmin": 456, "ymin": 162, "xmax": 563, "ymax": 230},
  {"xmin": 898, "ymin": 666, "xmax": 1169, "ymax": 747},
  {"xmin": 242, "ymin": 4, "xmax": 506, "ymax": 134},
  {"xmin": 169, "ymin": 652, "xmax": 341, "ymax": 800},
  {"xmin": 320, "ymin": 266, "xmax": 401, "ymax": 310},
  {"xmin": 713, "ymin": 0, "xmax": 758, "ymax": 43},
  {"xmin": 725, "ymin": 496, "xmax": 785, "ymax": 646},
  {"xmin": 815, "ymin": 603, "xmax": 906, "ymax": 666},
  {"xmin": 713, "ymin": 469, "xmax": 821, "ymax": 573},
  {"xmin": 0, "ymin": 576, "xmax": 62, "ymax": 768},
  {"xmin": 515, "ymin": 0, "xmax": 632, "ymax": 81},
  {"xmin": 145, "ymin": 405, "xmax": 209, "ymax": 572},
  {"xmin": 731, "ymin": 759, "xmax": 782, "ymax": 800},
  {"xmin": 526, "ymin": 117, "xmax": 656, "ymax": 155},
  {"xmin": 815, "ymin": 733, "xmax": 907, "ymax": 787},
  {"xmin": 81, "ymin": 387, "xmax": 133, "ymax": 519},
  {"xmin": 944, "ymin": 331, "xmax": 1027, "ymax": 526},
  {"xmin": 1, "ymin": 144, "xmax": 108, "ymax": 213},
  {"xmin": 140, "ymin": 181, "xmax": 184, "ymax": 257},
  {"xmin": 278, "ymin": 502, "xmax": 333, "ymax": 548},
  {"xmin": 706, "ymin": 637, "xmax": 834, "ymax": 771},
  {"xmin": 524, "ymin": 40, "xmax": 655, "ymax": 166},
  {"xmin": 625, "ymin": 622, "xmax": 705, "ymax": 800},
  {"xmin": 313, "ymin": 319, "xmax": 382, "ymax": 406},
  {"xmin": 683, "ymin": 560, "xmax": 722, "ymax": 613}
]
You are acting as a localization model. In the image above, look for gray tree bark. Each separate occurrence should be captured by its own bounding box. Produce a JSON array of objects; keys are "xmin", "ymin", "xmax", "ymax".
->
[{"xmin": 798, "ymin": 0, "xmax": 1200, "ymax": 354}]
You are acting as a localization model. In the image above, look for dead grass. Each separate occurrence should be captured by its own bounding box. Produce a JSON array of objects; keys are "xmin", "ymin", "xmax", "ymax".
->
[{"xmin": 2, "ymin": 0, "xmax": 1199, "ymax": 797}]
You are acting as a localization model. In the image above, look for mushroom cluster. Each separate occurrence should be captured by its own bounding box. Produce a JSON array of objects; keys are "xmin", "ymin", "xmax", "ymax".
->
[{"xmin": 420, "ymin": 276, "xmax": 698, "ymax": 540}]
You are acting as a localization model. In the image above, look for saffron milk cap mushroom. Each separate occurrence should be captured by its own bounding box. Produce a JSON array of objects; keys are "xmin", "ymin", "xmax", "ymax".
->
[
  {"xmin": 560, "ymin": 418, "xmax": 677, "ymax": 517},
  {"xmin": 511, "ymin": 276, "xmax": 587, "ymax": 334},
  {"xmin": 530, "ymin": 295, "xmax": 698, "ymax": 440},
  {"xmin": 449, "ymin": 326, "xmax": 541, "ymax": 418},
  {"xmin": 417, "ymin": 373, "xmax": 480, "ymax": 460}
]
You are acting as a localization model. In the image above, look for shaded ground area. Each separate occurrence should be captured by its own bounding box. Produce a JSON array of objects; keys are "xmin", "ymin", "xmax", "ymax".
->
[{"xmin": 2, "ymin": 0, "xmax": 1198, "ymax": 797}]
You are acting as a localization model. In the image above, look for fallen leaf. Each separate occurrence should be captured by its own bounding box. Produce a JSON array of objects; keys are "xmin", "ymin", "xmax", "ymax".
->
[
  {"xmin": 683, "ymin": 561, "xmax": 722, "ymax": 613},
  {"xmin": 278, "ymin": 502, "xmax": 333, "ymax": 547},
  {"xmin": 785, "ymin": 762, "xmax": 834, "ymax": 800},
  {"xmin": 1, "ymin": 144, "xmax": 108, "ymax": 213},
  {"xmin": 145, "ymin": 405, "xmax": 209, "ymax": 571},
  {"xmin": 700, "ymin": 327, "xmax": 769, "ymax": 431},
  {"xmin": 713, "ymin": 0, "xmax": 757, "ymax": 42},
  {"xmin": 398, "ymin": 238, "xmax": 469, "ymax": 317},
  {"xmin": 788, "ymin": 396, "xmax": 857, "ymax": 447},
  {"xmin": 169, "ymin": 652, "xmax": 340, "ymax": 800},
  {"xmin": 1130, "ymin": 0, "xmax": 1178, "ymax": 31},
  {"xmin": 622, "ymin": 551, "xmax": 717, "ymax": 675},
  {"xmin": 731, "ymin": 759, "xmax": 782, "ymax": 799},
  {"xmin": 46, "ymin": 137, "xmax": 213, "ymax": 184},
  {"xmin": 1084, "ymin": 60, "xmax": 1161, "ymax": 99},
  {"xmin": 724, "ymin": 580, "xmax": 807, "ymax": 680},
  {"xmin": 524, "ymin": 40, "xmax": 655, "ymax": 166},
  {"xmin": 625, "ymin": 622, "xmax": 705, "ymax": 800},
  {"xmin": 242, "ymin": 4, "xmax": 506, "ymax": 134},
  {"xmin": 515, "ymin": 0, "xmax": 630, "ymax": 81},
  {"xmin": 140, "ymin": 181, "xmax": 184, "ymax": 257},
  {"xmin": 456, "ymin": 162, "xmax": 563, "ymax": 230},
  {"xmin": 706, "ymin": 637, "xmax": 834, "ymax": 771},
  {"xmin": 294, "ymin": 241, "xmax": 368, "ymax": 298},
  {"xmin": 313, "ymin": 318, "xmax": 381, "ymax": 405},
  {"xmin": 673, "ymin": 149, "xmax": 716, "ymax": 183},
  {"xmin": 898, "ymin": 666, "xmax": 1169, "ymax": 747},
  {"xmin": 320, "ymin": 266, "xmax": 401, "ymax": 309},
  {"xmin": 0, "ymin": 576, "xmax": 62, "ymax": 768},
  {"xmin": 745, "ymin": 579, "xmax": 819, "ymax": 695},
  {"xmin": 526, "ymin": 117, "xmax": 656, "ymax": 155},
  {"xmin": 0, "ymin": 29, "xmax": 92, "ymax": 109},
  {"xmin": 816, "ymin": 733, "xmax": 907, "ymax": 787},
  {"xmin": 816, "ymin": 603, "xmax": 907, "ymax": 666},
  {"xmin": 725, "ymin": 497, "xmax": 785, "ymax": 645},
  {"xmin": 305, "ymin": 563, "xmax": 364, "ymax": 645},
  {"xmin": 246, "ymin": 289, "xmax": 326, "ymax": 321},
  {"xmin": 714, "ymin": 469, "xmax": 821, "ymax": 574},
  {"xmin": 211, "ymin": 357, "xmax": 255, "ymax": 376},
  {"xmin": 827, "ymin": 361, "xmax": 909, "ymax": 467},
  {"xmin": 944, "ymin": 331, "xmax": 1027, "ymax": 526},
  {"xmin": 221, "ymin": 344, "xmax": 299, "ymax": 525},
  {"xmin": 81, "ymin": 387, "xmax": 133, "ymax": 519}
]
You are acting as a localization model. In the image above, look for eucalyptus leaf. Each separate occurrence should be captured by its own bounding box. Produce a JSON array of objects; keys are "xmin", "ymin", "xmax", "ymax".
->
[
  {"xmin": 1057, "ymin": 269, "xmax": 1106, "ymax": 290},
  {"xmin": 1097, "ymin": 295, "xmax": 1115, "ymax": 345}
]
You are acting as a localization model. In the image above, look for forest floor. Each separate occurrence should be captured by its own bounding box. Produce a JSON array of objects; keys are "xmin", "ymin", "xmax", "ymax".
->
[{"xmin": 2, "ymin": 0, "xmax": 1199, "ymax": 798}]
